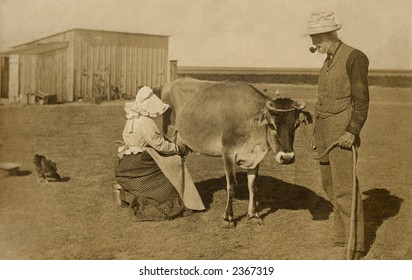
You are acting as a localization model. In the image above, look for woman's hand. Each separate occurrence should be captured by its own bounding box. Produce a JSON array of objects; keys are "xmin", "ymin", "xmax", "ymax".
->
[{"xmin": 177, "ymin": 143, "xmax": 191, "ymax": 157}]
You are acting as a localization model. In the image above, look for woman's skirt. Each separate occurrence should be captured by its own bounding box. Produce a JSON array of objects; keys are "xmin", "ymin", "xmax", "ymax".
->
[{"xmin": 115, "ymin": 151, "xmax": 185, "ymax": 221}]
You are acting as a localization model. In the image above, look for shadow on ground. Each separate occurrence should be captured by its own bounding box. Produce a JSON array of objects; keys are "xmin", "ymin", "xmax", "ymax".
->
[
  {"xmin": 196, "ymin": 172, "xmax": 333, "ymax": 221},
  {"xmin": 14, "ymin": 170, "xmax": 32, "ymax": 176},
  {"xmin": 363, "ymin": 188, "xmax": 403, "ymax": 252},
  {"xmin": 57, "ymin": 177, "xmax": 71, "ymax": 182},
  {"xmin": 0, "ymin": 169, "xmax": 32, "ymax": 177},
  {"xmin": 194, "ymin": 176, "xmax": 403, "ymax": 253}
]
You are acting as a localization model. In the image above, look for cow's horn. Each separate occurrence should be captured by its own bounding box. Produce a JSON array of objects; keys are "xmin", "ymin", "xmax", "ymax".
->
[
  {"xmin": 292, "ymin": 101, "xmax": 306, "ymax": 110},
  {"xmin": 265, "ymin": 100, "xmax": 277, "ymax": 111},
  {"xmin": 266, "ymin": 100, "xmax": 297, "ymax": 112}
]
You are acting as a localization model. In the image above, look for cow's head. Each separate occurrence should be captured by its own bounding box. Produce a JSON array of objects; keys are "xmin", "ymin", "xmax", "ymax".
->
[{"xmin": 257, "ymin": 98, "xmax": 312, "ymax": 164}]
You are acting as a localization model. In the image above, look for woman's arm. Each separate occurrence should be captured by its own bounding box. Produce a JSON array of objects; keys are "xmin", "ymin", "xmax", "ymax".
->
[{"xmin": 140, "ymin": 117, "xmax": 180, "ymax": 154}]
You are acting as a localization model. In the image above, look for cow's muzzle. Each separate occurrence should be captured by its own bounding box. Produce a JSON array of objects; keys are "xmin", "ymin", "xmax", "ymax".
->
[{"xmin": 275, "ymin": 151, "xmax": 295, "ymax": 164}]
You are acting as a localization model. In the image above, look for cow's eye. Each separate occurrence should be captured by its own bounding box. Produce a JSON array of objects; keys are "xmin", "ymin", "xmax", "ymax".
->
[{"xmin": 268, "ymin": 123, "xmax": 276, "ymax": 130}]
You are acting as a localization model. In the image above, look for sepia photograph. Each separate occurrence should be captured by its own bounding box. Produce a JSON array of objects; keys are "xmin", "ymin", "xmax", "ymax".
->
[{"xmin": 0, "ymin": 0, "xmax": 411, "ymax": 276}]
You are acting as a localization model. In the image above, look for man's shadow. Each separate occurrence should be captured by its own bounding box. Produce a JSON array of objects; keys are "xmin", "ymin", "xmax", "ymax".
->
[
  {"xmin": 196, "ymin": 172, "xmax": 333, "ymax": 221},
  {"xmin": 362, "ymin": 188, "xmax": 403, "ymax": 252}
]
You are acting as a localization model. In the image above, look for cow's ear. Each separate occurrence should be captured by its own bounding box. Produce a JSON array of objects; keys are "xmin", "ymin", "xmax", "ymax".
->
[
  {"xmin": 299, "ymin": 111, "xmax": 313, "ymax": 125},
  {"xmin": 255, "ymin": 112, "xmax": 268, "ymax": 126}
]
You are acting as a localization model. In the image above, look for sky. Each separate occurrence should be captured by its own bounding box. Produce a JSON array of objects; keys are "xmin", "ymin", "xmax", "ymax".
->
[{"xmin": 0, "ymin": 0, "xmax": 411, "ymax": 70}]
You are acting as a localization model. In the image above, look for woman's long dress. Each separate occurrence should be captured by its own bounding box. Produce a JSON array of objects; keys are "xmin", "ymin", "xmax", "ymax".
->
[{"xmin": 115, "ymin": 151, "xmax": 185, "ymax": 221}]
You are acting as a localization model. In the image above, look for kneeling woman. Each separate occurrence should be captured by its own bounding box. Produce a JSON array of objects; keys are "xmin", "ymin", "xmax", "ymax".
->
[{"xmin": 115, "ymin": 86, "xmax": 204, "ymax": 221}]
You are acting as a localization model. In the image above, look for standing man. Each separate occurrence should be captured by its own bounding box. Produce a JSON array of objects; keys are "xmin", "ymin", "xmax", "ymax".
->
[{"xmin": 304, "ymin": 11, "xmax": 370, "ymax": 259}]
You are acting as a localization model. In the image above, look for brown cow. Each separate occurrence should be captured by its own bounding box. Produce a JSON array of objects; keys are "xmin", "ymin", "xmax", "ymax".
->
[{"xmin": 162, "ymin": 77, "xmax": 310, "ymax": 226}]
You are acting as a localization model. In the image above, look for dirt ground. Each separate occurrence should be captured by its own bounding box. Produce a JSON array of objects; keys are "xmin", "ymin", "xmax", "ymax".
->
[{"xmin": 0, "ymin": 84, "xmax": 411, "ymax": 260}]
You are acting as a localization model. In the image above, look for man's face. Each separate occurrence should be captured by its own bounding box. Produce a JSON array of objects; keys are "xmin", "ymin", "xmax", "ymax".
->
[{"xmin": 310, "ymin": 34, "xmax": 332, "ymax": 54}]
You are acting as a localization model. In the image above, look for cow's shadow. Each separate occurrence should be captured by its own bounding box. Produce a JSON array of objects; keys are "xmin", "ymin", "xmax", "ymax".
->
[
  {"xmin": 196, "ymin": 172, "xmax": 333, "ymax": 221},
  {"xmin": 362, "ymin": 188, "xmax": 403, "ymax": 252},
  {"xmin": 196, "ymin": 175, "xmax": 403, "ymax": 253}
]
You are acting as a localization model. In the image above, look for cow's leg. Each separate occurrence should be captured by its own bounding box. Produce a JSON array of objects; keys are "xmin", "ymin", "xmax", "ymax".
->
[
  {"xmin": 222, "ymin": 153, "xmax": 237, "ymax": 227},
  {"xmin": 247, "ymin": 164, "xmax": 263, "ymax": 225},
  {"xmin": 162, "ymin": 107, "xmax": 172, "ymax": 138},
  {"xmin": 162, "ymin": 107, "xmax": 178, "ymax": 143}
]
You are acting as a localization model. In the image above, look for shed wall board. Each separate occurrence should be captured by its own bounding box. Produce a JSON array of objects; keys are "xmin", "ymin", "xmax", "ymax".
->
[
  {"xmin": 3, "ymin": 29, "xmax": 169, "ymax": 103},
  {"xmin": 8, "ymin": 55, "xmax": 19, "ymax": 101}
]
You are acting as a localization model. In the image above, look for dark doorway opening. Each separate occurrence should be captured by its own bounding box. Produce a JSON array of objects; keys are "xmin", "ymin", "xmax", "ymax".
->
[{"xmin": 1, "ymin": 57, "xmax": 9, "ymax": 98}]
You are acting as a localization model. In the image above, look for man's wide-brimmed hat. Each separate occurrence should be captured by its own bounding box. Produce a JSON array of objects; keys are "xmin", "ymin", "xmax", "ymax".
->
[
  {"xmin": 304, "ymin": 11, "xmax": 342, "ymax": 36},
  {"xmin": 125, "ymin": 86, "xmax": 169, "ymax": 118}
]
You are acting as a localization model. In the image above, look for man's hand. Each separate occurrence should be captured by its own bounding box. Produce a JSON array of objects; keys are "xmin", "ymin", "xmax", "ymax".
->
[{"xmin": 338, "ymin": 131, "xmax": 356, "ymax": 149}]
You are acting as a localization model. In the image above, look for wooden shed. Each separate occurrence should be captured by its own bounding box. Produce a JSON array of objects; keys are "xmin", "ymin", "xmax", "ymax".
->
[{"xmin": 0, "ymin": 28, "xmax": 170, "ymax": 104}]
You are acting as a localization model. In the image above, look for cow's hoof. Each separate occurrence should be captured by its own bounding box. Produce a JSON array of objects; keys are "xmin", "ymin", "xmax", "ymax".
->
[
  {"xmin": 223, "ymin": 217, "xmax": 236, "ymax": 228},
  {"xmin": 247, "ymin": 213, "xmax": 264, "ymax": 225}
]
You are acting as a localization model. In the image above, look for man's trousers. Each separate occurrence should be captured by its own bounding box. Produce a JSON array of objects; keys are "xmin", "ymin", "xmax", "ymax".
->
[{"xmin": 315, "ymin": 108, "xmax": 365, "ymax": 253}]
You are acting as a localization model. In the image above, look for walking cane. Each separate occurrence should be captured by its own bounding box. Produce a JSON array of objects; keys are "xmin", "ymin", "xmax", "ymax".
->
[
  {"xmin": 305, "ymin": 140, "xmax": 359, "ymax": 260},
  {"xmin": 347, "ymin": 145, "xmax": 358, "ymax": 260}
]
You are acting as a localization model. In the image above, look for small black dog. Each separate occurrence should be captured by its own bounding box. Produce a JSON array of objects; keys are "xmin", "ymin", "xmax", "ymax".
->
[{"xmin": 34, "ymin": 154, "xmax": 61, "ymax": 182}]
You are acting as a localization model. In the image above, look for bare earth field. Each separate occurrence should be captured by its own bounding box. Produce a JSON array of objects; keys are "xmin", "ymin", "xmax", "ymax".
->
[{"xmin": 0, "ymin": 84, "xmax": 411, "ymax": 260}]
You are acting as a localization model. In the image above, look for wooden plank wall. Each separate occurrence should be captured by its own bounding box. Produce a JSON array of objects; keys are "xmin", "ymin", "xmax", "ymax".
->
[
  {"xmin": 17, "ymin": 29, "xmax": 168, "ymax": 103},
  {"xmin": 0, "ymin": 57, "xmax": 10, "ymax": 98},
  {"xmin": 73, "ymin": 30, "xmax": 169, "ymax": 100},
  {"xmin": 19, "ymin": 56, "xmax": 34, "ymax": 98},
  {"xmin": 36, "ymin": 48, "xmax": 67, "ymax": 101},
  {"xmin": 18, "ymin": 31, "xmax": 74, "ymax": 103}
]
